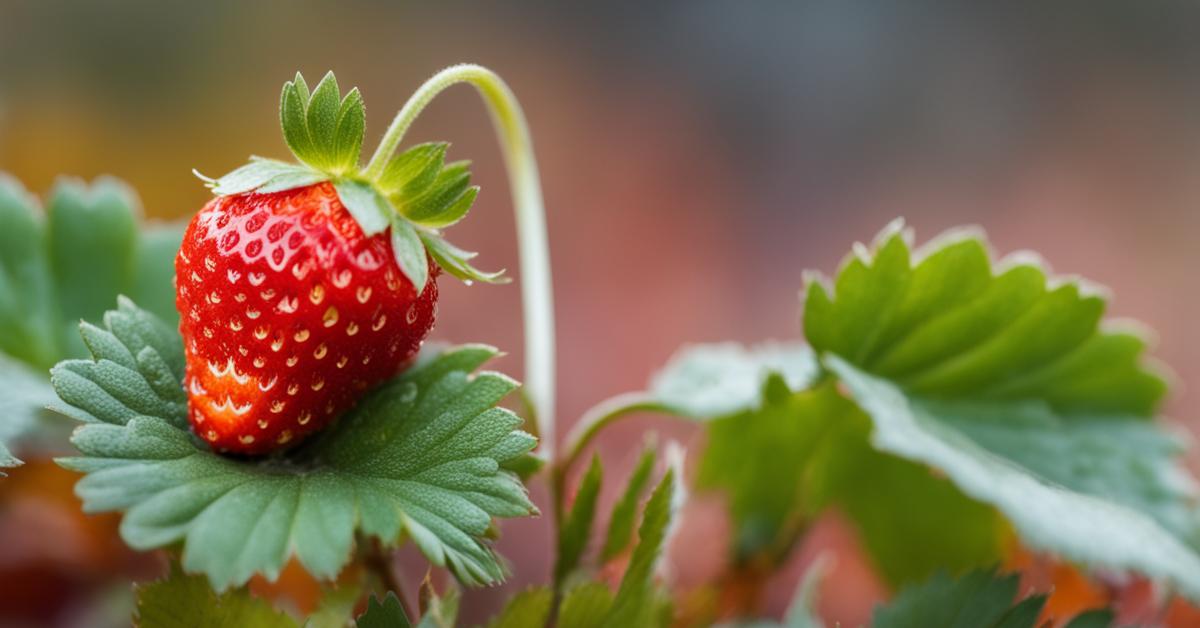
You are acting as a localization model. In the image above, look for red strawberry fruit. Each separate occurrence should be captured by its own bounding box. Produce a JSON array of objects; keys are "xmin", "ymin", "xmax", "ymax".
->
[{"xmin": 180, "ymin": 72, "xmax": 505, "ymax": 454}]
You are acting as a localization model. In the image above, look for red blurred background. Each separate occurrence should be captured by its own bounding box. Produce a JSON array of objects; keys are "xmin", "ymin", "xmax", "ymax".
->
[{"xmin": 2, "ymin": 2, "xmax": 1200, "ymax": 626}]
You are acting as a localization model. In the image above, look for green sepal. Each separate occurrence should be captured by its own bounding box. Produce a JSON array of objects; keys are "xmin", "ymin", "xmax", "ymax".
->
[
  {"xmin": 198, "ymin": 158, "xmax": 329, "ymax": 197},
  {"xmin": 389, "ymin": 215, "xmax": 430, "ymax": 295},
  {"xmin": 418, "ymin": 230, "xmax": 509, "ymax": 285},
  {"xmin": 378, "ymin": 142, "xmax": 448, "ymax": 198},
  {"xmin": 601, "ymin": 441, "xmax": 656, "ymax": 562},
  {"xmin": 396, "ymin": 160, "xmax": 478, "ymax": 228},
  {"xmin": 281, "ymin": 71, "xmax": 365, "ymax": 175},
  {"xmin": 333, "ymin": 179, "xmax": 391, "ymax": 236}
]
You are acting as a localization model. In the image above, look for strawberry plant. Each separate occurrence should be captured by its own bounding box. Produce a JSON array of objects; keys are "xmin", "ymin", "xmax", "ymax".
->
[{"xmin": 2, "ymin": 63, "xmax": 1199, "ymax": 626}]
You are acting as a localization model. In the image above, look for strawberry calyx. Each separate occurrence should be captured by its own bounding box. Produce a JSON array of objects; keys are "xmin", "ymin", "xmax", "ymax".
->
[{"xmin": 194, "ymin": 71, "xmax": 507, "ymax": 295}]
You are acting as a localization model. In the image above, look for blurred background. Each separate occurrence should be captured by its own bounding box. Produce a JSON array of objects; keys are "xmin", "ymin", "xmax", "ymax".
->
[{"xmin": 2, "ymin": 1, "xmax": 1200, "ymax": 625}]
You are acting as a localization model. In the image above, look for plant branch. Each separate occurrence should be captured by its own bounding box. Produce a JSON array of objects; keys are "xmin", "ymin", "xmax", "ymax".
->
[{"xmin": 365, "ymin": 64, "xmax": 557, "ymax": 460}]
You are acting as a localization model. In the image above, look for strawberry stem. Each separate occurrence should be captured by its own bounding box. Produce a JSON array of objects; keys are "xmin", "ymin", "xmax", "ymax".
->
[{"xmin": 365, "ymin": 64, "xmax": 557, "ymax": 459}]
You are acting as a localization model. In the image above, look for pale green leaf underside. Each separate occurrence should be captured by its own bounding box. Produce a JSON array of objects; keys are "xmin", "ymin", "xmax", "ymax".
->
[
  {"xmin": 53, "ymin": 300, "xmax": 537, "ymax": 591},
  {"xmin": 831, "ymin": 357, "xmax": 1200, "ymax": 600},
  {"xmin": 650, "ymin": 342, "xmax": 817, "ymax": 420}
]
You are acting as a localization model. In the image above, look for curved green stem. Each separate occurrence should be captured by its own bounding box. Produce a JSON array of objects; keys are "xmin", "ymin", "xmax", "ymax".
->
[{"xmin": 367, "ymin": 64, "xmax": 556, "ymax": 459}]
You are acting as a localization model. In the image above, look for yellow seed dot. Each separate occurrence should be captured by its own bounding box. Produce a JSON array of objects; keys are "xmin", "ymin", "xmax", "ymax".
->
[
  {"xmin": 313, "ymin": 344, "xmax": 327, "ymax": 359},
  {"xmin": 323, "ymin": 307, "xmax": 339, "ymax": 328},
  {"xmin": 346, "ymin": 322, "xmax": 359, "ymax": 336},
  {"xmin": 294, "ymin": 329, "xmax": 310, "ymax": 342},
  {"xmin": 310, "ymin": 284, "xmax": 325, "ymax": 304}
]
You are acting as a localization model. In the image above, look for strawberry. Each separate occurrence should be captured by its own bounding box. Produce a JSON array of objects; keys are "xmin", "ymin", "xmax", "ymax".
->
[
  {"xmin": 182, "ymin": 72, "xmax": 506, "ymax": 454},
  {"xmin": 176, "ymin": 183, "xmax": 439, "ymax": 453}
]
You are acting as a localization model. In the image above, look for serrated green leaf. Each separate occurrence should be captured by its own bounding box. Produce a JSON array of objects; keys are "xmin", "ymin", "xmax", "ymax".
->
[
  {"xmin": 650, "ymin": 342, "xmax": 817, "ymax": 420},
  {"xmin": 55, "ymin": 300, "xmax": 537, "ymax": 591},
  {"xmin": 0, "ymin": 174, "xmax": 59, "ymax": 368},
  {"xmin": 870, "ymin": 569, "xmax": 1051, "ymax": 628},
  {"xmin": 601, "ymin": 443, "xmax": 656, "ymax": 562},
  {"xmin": 556, "ymin": 455, "xmax": 603, "ymax": 584},
  {"xmin": 486, "ymin": 587, "xmax": 552, "ymax": 628},
  {"xmin": 805, "ymin": 222, "xmax": 1200, "ymax": 595},
  {"xmin": 135, "ymin": 566, "xmax": 298, "ymax": 628},
  {"xmin": 377, "ymin": 143, "xmax": 447, "ymax": 197},
  {"xmin": 558, "ymin": 582, "xmax": 614, "ymax": 628},
  {"xmin": 334, "ymin": 180, "xmax": 392, "ymax": 236},
  {"xmin": 602, "ymin": 469, "xmax": 677, "ymax": 628},
  {"xmin": 805, "ymin": 222, "xmax": 1166, "ymax": 415},
  {"xmin": 132, "ymin": 222, "xmax": 185, "ymax": 325},
  {"xmin": 390, "ymin": 216, "xmax": 429, "ymax": 295},
  {"xmin": 46, "ymin": 177, "xmax": 139, "ymax": 350},
  {"xmin": 831, "ymin": 357, "xmax": 1200, "ymax": 599},
  {"xmin": 418, "ymin": 231, "xmax": 508, "ymax": 285},
  {"xmin": 356, "ymin": 592, "xmax": 411, "ymax": 628}
]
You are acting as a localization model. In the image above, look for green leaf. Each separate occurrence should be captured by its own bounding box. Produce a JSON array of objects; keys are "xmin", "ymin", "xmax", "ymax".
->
[
  {"xmin": 390, "ymin": 216, "xmax": 429, "ymax": 295},
  {"xmin": 132, "ymin": 222, "xmax": 186, "ymax": 325},
  {"xmin": 805, "ymin": 222, "xmax": 1200, "ymax": 595},
  {"xmin": 0, "ymin": 174, "xmax": 59, "ymax": 368},
  {"xmin": 202, "ymin": 158, "xmax": 328, "ymax": 197},
  {"xmin": 334, "ymin": 180, "xmax": 392, "ymax": 236},
  {"xmin": 650, "ymin": 342, "xmax": 817, "ymax": 420},
  {"xmin": 601, "ymin": 443, "xmax": 656, "ymax": 562},
  {"xmin": 559, "ymin": 582, "xmax": 615, "ymax": 628},
  {"xmin": 870, "ymin": 569, "xmax": 1050, "ymax": 628},
  {"xmin": 486, "ymin": 588, "xmax": 552, "ymax": 628},
  {"xmin": 135, "ymin": 566, "xmax": 299, "ymax": 628},
  {"xmin": 831, "ymin": 358, "xmax": 1200, "ymax": 598},
  {"xmin": 356, "ymin": 592, "xmax": 411, "ymax": 628},
  {"xmin": 276, "ymin": 72, "xmax": 366, "ymax": 176},
  {"xmin": 697, "ymin": 385, "xmax": 843, "ymax": 560},
  {"xmin": 417, "ymin": 231, "xmax": 508, "ymax": 285},
  {"xmin": 602, "ymin": 468, "xmax": 678, "ymax": 628},
  {"xmin": 377, "ymin": 143, "xmax": 448, "ymax": 198},
  {"xmin": 54, "ymin": 300, "xmax": 538, "ymax": 591},
  {"xmin": 556, "ymin": 455, "xmax": 604, "ymax": 584},
  {"xmin": 1063, "ymin": 610, "xmax": 1116, "ymax": 628},
  {"xmin": 46, "ymin": 177, "xmax": 138, "ymax": 351},
  {"xmin": 804, "ymin": 221, "xmax": 1165, "ymax": 415},
  {"xmin": 804, "ymin": 397, "xmax": 1006, "ymax": 585},
  {"xmin": 0, "ymin": 352, "xmax": 58, "ymax": 474},
  {"xmin": 305, "ymin": 583, "xmax": 364, "ymax": 628}
]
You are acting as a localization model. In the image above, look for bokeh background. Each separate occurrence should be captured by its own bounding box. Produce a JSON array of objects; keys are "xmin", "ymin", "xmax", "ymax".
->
[{"xmin": 2, "ymin": 1, "xmax": 1200, "ymax": 625}]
